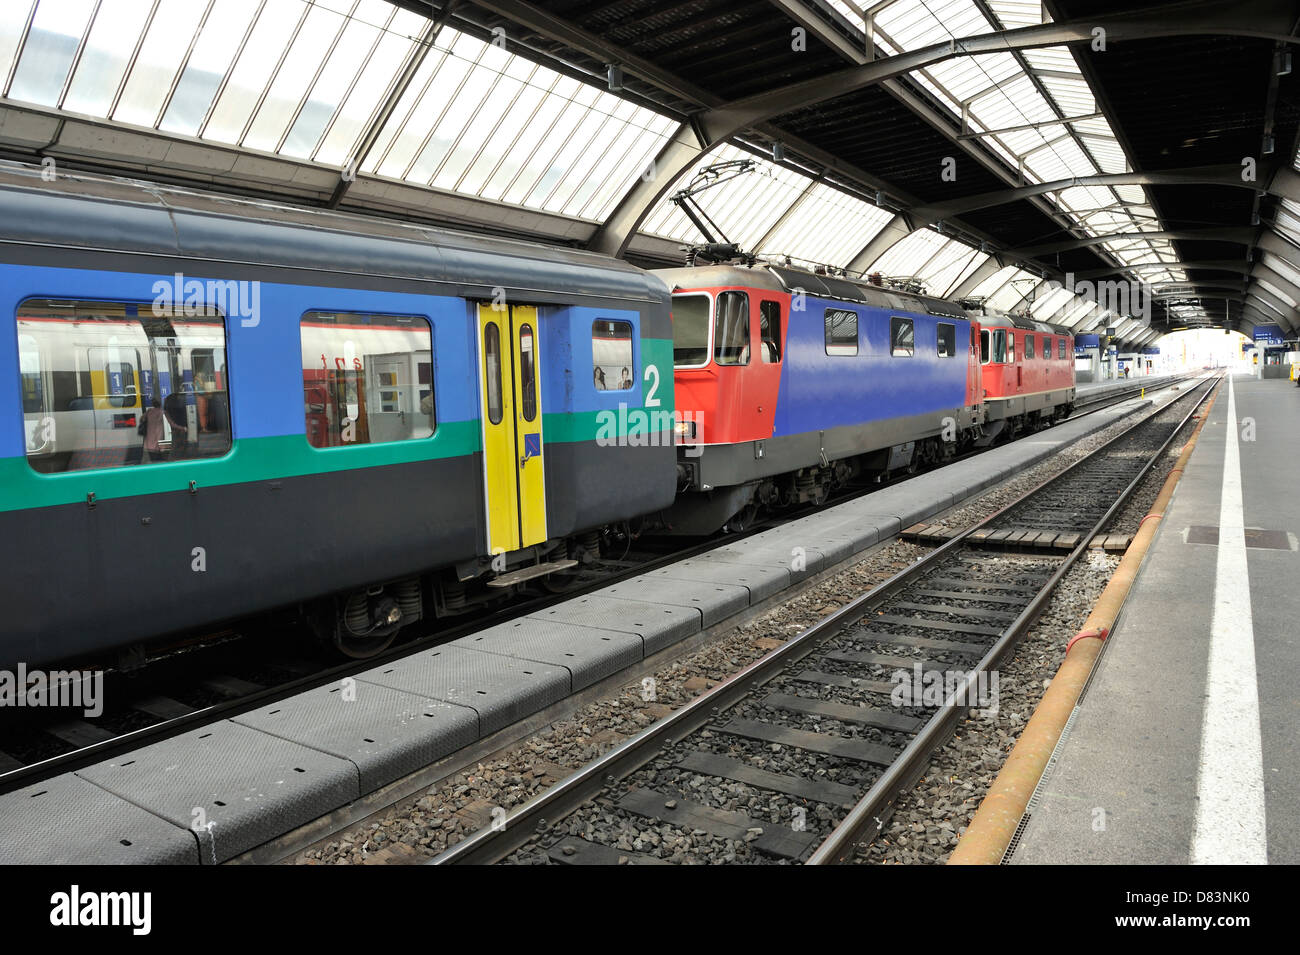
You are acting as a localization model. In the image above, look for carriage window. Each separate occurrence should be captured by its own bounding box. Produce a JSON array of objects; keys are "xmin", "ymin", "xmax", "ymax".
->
[
  {"xmin": 890, "ymin": 316, "xmax": 914, "ymax": 357},
  {"xmin": 484, "ymin": 322, "xmax": 503, "ymax": 422},
  {"xmin": 1058, "ymin": 338, "xmax": 1067, "ymax": 360},
  {"xmin": 592, "ymin": 319, "xmax": 633, "ymax": 391},
  {"xmin": 759, "ymin": 300, "xmax": 781, "ymax": 362},
  {"xmin": 1041, "ymin": 335, "xmax": 1050, "ymax": 359},
  {"xmin": 301, "ymin": 311, "xmax": 434, "ymax": 448},
  {"xmin": 936, "ymin": 323, "xmax": 956, "ymax": 358},
  {"xmin": 825, "ymin": 308, "xmax": 858, "ymax": 355},
  {"xmin": 17, "ymin": 299, "xmax": 230, "ymax": 474},
  {"xmin": 714, "ymin": 291, "xmax": 750, "ymax": 365},
  {"xmin": 980, "ymin": 329, "xmax": 990, "ymax": 364},
  {"xmin": 672, "ymin": 294, "xmax": 710, "ymax": 367},
  {"xmin": 1025, "ymin": 335, "xmax": 1035, "ymax": 360},
  {"xmin": 520, "ymin": 324, "xmax": 538, "ymax": 420}
]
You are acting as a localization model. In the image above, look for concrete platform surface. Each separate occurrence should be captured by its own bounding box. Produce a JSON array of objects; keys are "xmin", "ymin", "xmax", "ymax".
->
[{"xmin": 1011, "ymin": 375, "xmax": 1298, "ymax": 865}]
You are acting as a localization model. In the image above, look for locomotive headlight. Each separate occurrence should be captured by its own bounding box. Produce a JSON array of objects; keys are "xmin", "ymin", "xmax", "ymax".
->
[{"xmin": 674, "ymin": 420, "xmax": 696, "ymax": 439}]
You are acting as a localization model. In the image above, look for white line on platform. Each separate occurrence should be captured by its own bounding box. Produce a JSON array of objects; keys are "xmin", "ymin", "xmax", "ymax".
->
[{"xmin": 1191, "ymin": 375, "xmax": 1268, "ymax": 865}]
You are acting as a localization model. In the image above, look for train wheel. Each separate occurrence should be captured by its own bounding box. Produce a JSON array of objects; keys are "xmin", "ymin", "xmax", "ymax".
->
[
  {"xmin": 724, "ymin": 503, "xmax": 761, "ymax": 532},
  {"xmin": 321, "ymin": 592, "xmax": 403, "ymax": 659},
  {"xmin": 335, "ymin": 628, "xmax": 398, "ymax": 659}
]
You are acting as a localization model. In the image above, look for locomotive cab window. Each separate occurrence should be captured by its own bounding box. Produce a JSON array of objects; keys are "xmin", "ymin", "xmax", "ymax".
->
[
  {"xmin": 936, "ymin": 323, "xmax": 955, "ymax": 358},
  {"xmin": 825, "ymin": 308, "xmax": 858, "ymax": 356},
  {"xmin": 714, "ymin": 291, "xmax": 750, "ymax": 365},
  {"xmin": 301, "ymin": 311, "xmax": 434, "ymax": 449},
  {"xmin": 890, "ymin": 316, "xmax": 914, "ymax": 357},
  {"xmin": 1058, "ymin": 338, "xmax": 1067, "ymax": 360},
  {"xmin": 980, "ymin": 329, "xmax": 990, "ymax": 364},
  {"xmin": 593, "ymin": 320, "xmax": 634, "ymax": 391},
  {"xmin": 672, "ymin": 294, "xmax": 710, "ymax": 368},
  {"xmin": 1025, "ymin": 335, "xmax": 1035, "ymax": 360},
  {"xmin": 759, "ymin": 300, "xmax": 781, "ymax": 362}
]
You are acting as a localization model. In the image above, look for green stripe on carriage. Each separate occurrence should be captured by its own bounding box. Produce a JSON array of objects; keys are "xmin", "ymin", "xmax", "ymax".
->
[
  {"xmin": 0, "ymin": 422, "xmax": 479, "ymax": 512},
  {"xmin": 0, "ymin": 409, "xmax": 674, "ymax": 513}
]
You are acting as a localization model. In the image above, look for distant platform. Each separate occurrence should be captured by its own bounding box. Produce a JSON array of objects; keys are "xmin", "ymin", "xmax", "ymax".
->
[{"xmin": 1010, "ymin": 375, "xmax": 1299, "ymax": 865}]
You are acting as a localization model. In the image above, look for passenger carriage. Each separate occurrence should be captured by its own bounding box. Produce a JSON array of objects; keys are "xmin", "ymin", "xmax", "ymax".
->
[{"xmin": 0, "ymin": 169, "xmax": 675, "ymax": 665}]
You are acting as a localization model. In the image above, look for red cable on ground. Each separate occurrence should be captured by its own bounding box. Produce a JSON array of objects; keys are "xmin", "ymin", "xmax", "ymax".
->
[{"xmin": 1065, "ymin": 627, "xmax": 1109, "ymax": 654}]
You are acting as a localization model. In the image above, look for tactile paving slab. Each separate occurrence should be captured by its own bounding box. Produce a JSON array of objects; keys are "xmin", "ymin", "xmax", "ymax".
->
[
  {"xmin": 693, "ymin": 541, "xmax": 826, "ymax": 581},
  {"xmin": 646, "ymin": 558, "xmax": 789, "ymax": 603},
  {"xmin": 592, "ymin": 575, "xmax": 749, "ymax": 627},
  {"xmin": 77, "ymin": 721, "xmax": 357, "ymax": 864},
  {"xmin": 451, "ymin": 619, "xmax": 643, "ymax": 692},
  {"xmin": 356, "ymin": 644, "xmax": 569, "ymax": 737},
  {"xmin": 526, "ymin": 594, "xmax": 701, "ymax": 655},
  {"xmin": 233, "ymin": 681, "xmax": 478, "ymax": 794},
  {"xmin": 0, "ymin": 774, "xmax": 198, "ymax": 865}
]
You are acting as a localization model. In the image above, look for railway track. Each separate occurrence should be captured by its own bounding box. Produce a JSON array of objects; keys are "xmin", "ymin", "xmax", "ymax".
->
[
  {"xmin": 0, "ymin": 375, "xmax": 1192, "ymax": 796},
  {"xmin": 430, "ymin": 375, "xmax": 1218, "ymax": 865}
]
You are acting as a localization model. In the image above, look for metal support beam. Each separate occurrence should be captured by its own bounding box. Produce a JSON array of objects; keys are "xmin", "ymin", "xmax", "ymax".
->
[
  {"xmin": 907, "ymin": 166, "xmax": 1291, "ymax": 231},
  {"xmin": 1252, "ymin": 262, "xmax": 1300, "ymax": 307},
  {"xmin": 589, "ymin": 0, "xmax": 1296, "ymax": 257},
  {"xmin": 948, "ymin": 254, "xmax": 1006, "ymax": 299},
  {"xmin": 1014, "ymin": 227, "xmax": 1258, "ymax": 256},
  {"xmin": 846, "ymin": 214, "xmax": 915, "ymax": 272},
  {"xmin": 1072, "ymin": 259, "xmax": 1252, "ymax": 279}
]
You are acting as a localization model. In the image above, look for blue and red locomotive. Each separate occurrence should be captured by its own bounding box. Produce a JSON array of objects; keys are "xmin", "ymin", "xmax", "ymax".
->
[{"xmin": 656, "ymin": 263, "xmax": 1074, "ymax": 533}]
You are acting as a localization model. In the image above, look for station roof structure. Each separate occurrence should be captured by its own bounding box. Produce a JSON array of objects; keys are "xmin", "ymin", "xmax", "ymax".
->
[{"xmin": 1, "ymin": 0, "xmax": 1298, "ymax": 346}]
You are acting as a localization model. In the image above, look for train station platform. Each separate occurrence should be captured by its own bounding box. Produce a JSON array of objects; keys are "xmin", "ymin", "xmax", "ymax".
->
[
  {"xmin": 1010, "ymin": 375, "xmax": 1299, "ymax": 865},
  {"xmin": 0, "ymin": 375, "xmax": 1187, "ymax": 864}
]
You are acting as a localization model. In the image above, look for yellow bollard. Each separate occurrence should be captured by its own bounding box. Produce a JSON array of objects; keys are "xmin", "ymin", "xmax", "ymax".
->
[{"xmin": 1140, "ymin": 387, "xmax": 1144, "ymax": 398}]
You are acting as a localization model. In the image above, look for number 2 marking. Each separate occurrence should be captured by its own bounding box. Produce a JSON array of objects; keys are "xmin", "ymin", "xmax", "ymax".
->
[{"xmin": 644, "ymin": 364, "xmax": 661, "ymax": 407}]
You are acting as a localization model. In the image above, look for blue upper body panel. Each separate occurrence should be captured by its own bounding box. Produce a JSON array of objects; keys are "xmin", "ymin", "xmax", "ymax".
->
[{"xmin": 773, "ymin": 296, "xmax": 971, "ymax": 438}]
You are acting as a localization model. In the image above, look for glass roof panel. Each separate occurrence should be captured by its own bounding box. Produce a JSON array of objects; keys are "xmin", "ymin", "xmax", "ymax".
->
[
  {"xmin": 866, "ymin": 227, "xmax": 949, "ymax": 279},
  {"xmin": 62, "ymin": 0, "xmax": 156, "ymax": 117},
  {"xmin": 641, "ymin": 143, "xmax": 811, "ymax": 250},
  {"xmin": 936, "ymin": 248, "xmax": 990, "ymax": 298},
  {"xmin": 280, "ymin": 3, "xmax": 395, "ymax": 160},
  {"xmin": 1263, "ymin": 252, "xmax": 1300, "ymax": 291},
  {"xmin": 987, "ymin": 271, "xmax": 1041, "ymax": 311},
  {"xmin": 986, "ymin": 0, "xmax": 1043, "ymax": 28},
  {"xmin": 112, "ymin": 0, "xmax": 209, "ymax": 129},
  {"xmin": 756, "ymin": 183, "xmax": 894, "ymax": 266},
  {"xmin": 8, "ymin": 0, "xmax": 95, "ymax": 106},
  {"xmin": 241, "ymin": 4, "xmax": 348, "ymax": 153},
  {"xmin": 970, "ymin": 264, "xmax": 1022, "ymax": 299},
  {"xmin": 314, "ymin": 9, "xmax": 424, "ymax": 164},
  {"xmin": 158, "ymin": 0, "xmax": 263, "ymax": 137},
  {"xmin": 0, "ymin": 2, "xmax": 36, "ymax": 84},
  {"xmin": 203, "ymin": 0, "xmax": 311, "ymax": 145},
  {"xmin": 495, "ymin": 97, "xmax": 590, "ymax": 205}
]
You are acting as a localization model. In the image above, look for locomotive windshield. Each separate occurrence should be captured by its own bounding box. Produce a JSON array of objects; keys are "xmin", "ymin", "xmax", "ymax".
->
[{"xmin": 672, "ymin": 293, "xmax": 711, "ymax": 367}]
